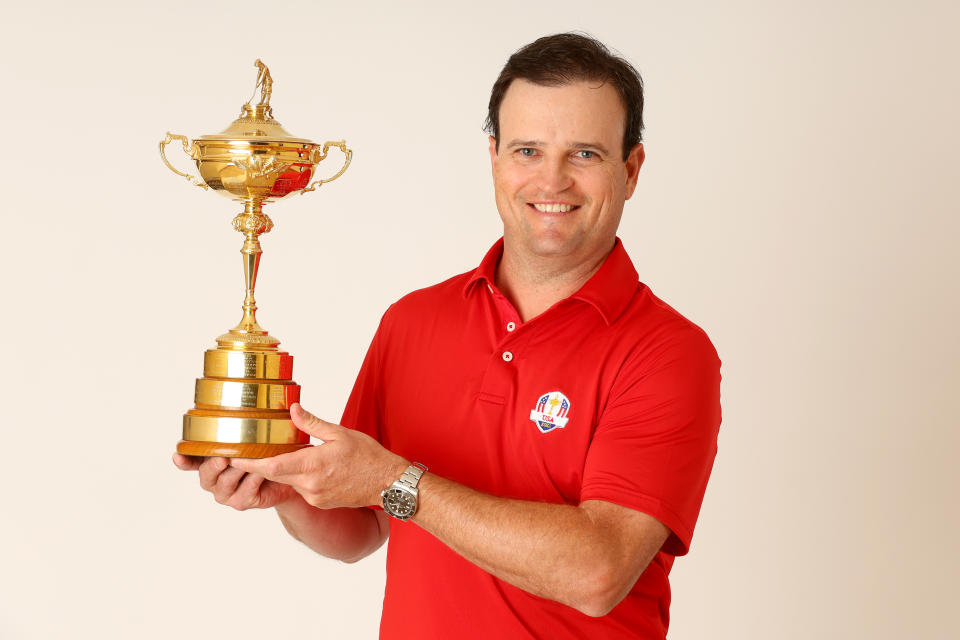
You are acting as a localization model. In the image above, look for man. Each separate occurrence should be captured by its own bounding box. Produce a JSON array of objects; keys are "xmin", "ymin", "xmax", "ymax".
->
[{"xmin": 174, "ymin": 33, "xmax": 721, "ymax": 639}]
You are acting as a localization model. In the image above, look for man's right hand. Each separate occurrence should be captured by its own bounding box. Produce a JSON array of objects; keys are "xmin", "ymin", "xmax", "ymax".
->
[{"xmin": 172, "ymin": 453, "xmax": 295, "ymax": 511}]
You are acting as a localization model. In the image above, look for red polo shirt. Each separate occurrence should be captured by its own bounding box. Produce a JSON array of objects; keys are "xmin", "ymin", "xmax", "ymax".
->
[{"xmin": 341, "ymin": 238, "xmax": 721, "ymax": 639}]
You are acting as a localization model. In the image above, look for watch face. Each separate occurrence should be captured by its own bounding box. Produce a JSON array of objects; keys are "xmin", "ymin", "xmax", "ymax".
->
[{"xmin": 383, "ymin": 488, "xmax": 416, "ymax": 518}]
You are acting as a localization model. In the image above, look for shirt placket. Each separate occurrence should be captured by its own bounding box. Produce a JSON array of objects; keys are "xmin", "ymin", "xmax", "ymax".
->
[{"xmin": 477, "ymin": 284, "xmax": 536, "ymax": 405}]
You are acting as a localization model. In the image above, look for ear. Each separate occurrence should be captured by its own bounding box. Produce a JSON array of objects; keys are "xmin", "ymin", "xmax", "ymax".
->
[
  {"xmin": 488, "ymin": 136, "xmax": 499, "ymax": 174},
  {"xmin": 623, "ymin": 143, "xmax": 645, "ymax": 200}
]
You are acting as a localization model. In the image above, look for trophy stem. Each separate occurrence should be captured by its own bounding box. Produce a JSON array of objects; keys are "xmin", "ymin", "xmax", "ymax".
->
[
  {"xmin": 217, "ymin": 200, "xmax": 279, "ymax": 350},
  {"xmin": 239, "ymin": 231, "xmax": 263, "ymax": 332}
]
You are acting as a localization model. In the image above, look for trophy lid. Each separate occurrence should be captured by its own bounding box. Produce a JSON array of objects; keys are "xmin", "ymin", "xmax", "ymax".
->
[
  {"xmin": 198, "ymin": 60, "xmax": 313, "ymax": 144},
  {"xmin": 198, "ymin": 104, "xmax": 314, "ymax": 144}
]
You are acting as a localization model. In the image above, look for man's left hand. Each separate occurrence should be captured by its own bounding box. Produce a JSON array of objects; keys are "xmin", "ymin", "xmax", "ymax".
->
[{"xmin": 230, "ymin": 403, "xmax": 408, "ymax": 509}]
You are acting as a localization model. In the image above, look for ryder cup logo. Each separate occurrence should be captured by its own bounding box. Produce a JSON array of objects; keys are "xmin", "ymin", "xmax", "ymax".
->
[{"xmin": 529, "ymin": 391, "xmax": 571, "ymax": 433}]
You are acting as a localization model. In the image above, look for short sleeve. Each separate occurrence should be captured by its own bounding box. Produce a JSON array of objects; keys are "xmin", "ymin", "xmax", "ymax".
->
[
  {"xmin": 339, "ymin": 305, "xmax": 395, "ymax": 442},
  {"xmin": 580, "ymin": 326, "xmax": 722, "ymax": 556}
]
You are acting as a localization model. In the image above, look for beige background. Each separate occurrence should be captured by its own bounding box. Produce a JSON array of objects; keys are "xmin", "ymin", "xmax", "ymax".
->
[{"xmin": 1, "ymin": 1, "xmax": 957, "ymax": 638}]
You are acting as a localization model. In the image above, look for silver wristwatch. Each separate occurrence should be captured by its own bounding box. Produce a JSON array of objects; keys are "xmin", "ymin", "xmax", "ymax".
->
[{"xmin": 381, "ymin": 463, "xmax": 428, "ymax": 521}]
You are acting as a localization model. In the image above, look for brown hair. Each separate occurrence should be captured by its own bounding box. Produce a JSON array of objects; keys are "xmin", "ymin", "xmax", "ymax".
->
[{"xmin": 485, "ymin": 32, "xmax": 644, "ymax": 160}]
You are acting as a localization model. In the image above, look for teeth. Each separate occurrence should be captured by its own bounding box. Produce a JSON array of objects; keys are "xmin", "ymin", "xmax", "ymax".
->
[{"xmin": 533, "ymin": 203, "xmax": 574, "ymax": 213}]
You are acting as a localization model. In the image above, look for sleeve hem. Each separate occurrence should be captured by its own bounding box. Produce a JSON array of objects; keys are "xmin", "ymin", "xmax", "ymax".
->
[{"xmin": 579, "ymin": 490, "xmax": 693, "ymax": 556}]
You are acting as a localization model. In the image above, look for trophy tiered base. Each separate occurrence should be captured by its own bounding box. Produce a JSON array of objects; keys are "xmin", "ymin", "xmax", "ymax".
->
[{"xmin": 177, "ymin": 345, "xmax": 310, "ymax": 458}]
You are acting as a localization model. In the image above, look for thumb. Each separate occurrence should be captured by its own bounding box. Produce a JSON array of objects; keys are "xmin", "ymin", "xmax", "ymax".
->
[{"xmin": 290, "ymin": 403, "xmax": 342, "ymax": 441}]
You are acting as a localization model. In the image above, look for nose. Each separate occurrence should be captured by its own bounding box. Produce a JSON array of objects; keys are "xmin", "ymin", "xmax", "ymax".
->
[{"xmin": 534, "ymin": 154, "xmax": 573, "ymax": 194}]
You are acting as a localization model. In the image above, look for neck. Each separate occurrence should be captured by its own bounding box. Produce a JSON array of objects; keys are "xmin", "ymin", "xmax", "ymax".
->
[{"xmin": 495, "ymin": 241, "xmax": 613, "ymax": 322}]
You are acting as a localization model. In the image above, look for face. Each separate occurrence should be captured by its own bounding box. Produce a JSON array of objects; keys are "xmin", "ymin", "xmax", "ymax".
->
[{"xmin": 489, "ymin": 79, "xmax": 644, "ymax": 267}]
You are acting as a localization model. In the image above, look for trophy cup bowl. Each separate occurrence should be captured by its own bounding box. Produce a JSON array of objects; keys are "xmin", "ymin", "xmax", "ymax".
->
[
  {"xmin": 161, "ymin": 61, "xmax": 352, "ymax": 458},
  {"xmin": 161, "ymin": 107, "xmax": 352, "ymax": 205}
]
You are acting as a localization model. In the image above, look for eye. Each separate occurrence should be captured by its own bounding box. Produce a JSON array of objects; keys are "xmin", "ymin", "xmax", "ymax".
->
[
  {"xmin": 518, "ymin": 148, "xmax": 537, "ymax": 157},
  {"xmin": 574, "ymin": 150, "xmax": 597, "ymax": 160}
]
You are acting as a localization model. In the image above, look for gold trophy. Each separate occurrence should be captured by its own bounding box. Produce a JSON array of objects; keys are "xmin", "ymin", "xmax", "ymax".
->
[{"xmin": 160, "ymin": 60, "xmax": 352, "ymax": 458}]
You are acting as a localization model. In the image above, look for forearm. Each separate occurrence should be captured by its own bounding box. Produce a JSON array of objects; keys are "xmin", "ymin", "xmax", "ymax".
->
[
  {"xmin": 276, "ymin": 494, "xmax": 387, "ymax": 563},
  {"xmin": 222, "ymin": 406, "xmax": 664, "ymax": 612},
  {"xmin": 411, "ymin": 473, "xmax": 663, "ymax": 616}
]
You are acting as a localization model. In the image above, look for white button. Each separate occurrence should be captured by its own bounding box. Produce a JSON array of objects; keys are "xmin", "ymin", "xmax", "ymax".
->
[
  {"xmin": 502, "ymin": 351, "xmax": 513, "ymax": 362},
  {"xmin": 506, "ymin": 322, "xmax": 516, "ymax": 332}
]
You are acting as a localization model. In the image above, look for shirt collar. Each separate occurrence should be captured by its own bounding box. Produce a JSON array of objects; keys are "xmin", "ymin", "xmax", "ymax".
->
[
  {"xmin": 463, "ymin": 237, "xmax": 639, "ymax": 326},
  {"xmin": 463, "ymin": 237, "xmax": 505, "ymax": 296}
]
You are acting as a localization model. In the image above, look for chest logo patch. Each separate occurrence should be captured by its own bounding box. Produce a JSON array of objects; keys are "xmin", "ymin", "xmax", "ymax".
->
[{"xmin": 529, "ymin": 391, "xmax": 571, "ymax": 433}]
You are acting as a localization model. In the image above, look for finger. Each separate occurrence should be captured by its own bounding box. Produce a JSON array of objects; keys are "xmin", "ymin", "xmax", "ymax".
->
[
  {"xmin": 213, "ymin": 466, "xmax": 247, "ymax": 503},
  {"xmin": 198, "ymin": 457, "xmax": 230, "ymax": 491},
  {"xmin": 228, "ymin": 455, "xmax": 271, "ymax": 476},
  {"xmin": 230, "ymin": 473, "xmax": 267, "ymax": 509},
  {"xmin": 290, "ymin": 403, "xmax": 343, "ymax": 441},
  {"xmin": 230, "ymin": 445, "xmax": 314, "ymax": 480},
  {"xmin": 259, "ymin": 480, "xmax": 294, "ymax": 507},
  {"xmin": 173, "ymin": 453, "xmax": 203, "ymax": 471}
]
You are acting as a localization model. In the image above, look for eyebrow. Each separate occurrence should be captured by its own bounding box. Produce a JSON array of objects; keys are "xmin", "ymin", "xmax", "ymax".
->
[
  {"xmin": 504, "ymin": 139, "xmax": 544, "ymax": 150},
  {"xmin": 504, "ymin": 139, "xmax": 611, "ymax": 156}
]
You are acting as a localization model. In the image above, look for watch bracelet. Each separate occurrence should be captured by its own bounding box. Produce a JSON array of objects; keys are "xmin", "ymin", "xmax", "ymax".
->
[{"xmin": 397, "ymin": 462, "xmax": 428, "ymax": 489}]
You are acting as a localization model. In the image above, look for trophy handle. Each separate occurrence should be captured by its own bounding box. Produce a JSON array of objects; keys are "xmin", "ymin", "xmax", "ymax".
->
[
  {"xmin": 300, "ymin": 140, "xmax": 353, "ymax": 195},
  {"xmin": 159, "ymin": 132, "xmax": 209, "ymax": 190}
]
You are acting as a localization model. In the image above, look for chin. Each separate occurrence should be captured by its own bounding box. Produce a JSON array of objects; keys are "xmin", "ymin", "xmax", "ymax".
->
[{"xmin": 525, "ymin": 234, "xmax": 580, "ymax": 258}]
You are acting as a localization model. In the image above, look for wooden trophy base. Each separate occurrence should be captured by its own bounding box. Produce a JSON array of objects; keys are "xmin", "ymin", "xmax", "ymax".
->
[{"xmin": 177, "ymin": 440, "xmax": 310, "ymax": 459}]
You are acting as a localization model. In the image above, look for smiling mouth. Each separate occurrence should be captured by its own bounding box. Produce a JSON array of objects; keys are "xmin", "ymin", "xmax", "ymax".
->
[{"xmin": 530, "ymin": 203, "xmax": 578, "ymax": 213}]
